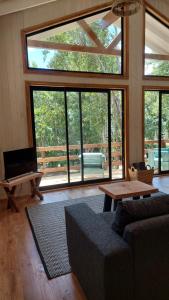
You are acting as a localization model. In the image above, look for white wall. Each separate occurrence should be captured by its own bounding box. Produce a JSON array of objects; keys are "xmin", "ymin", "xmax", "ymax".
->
[{"xmin": 0, "ymin": 0, "xmax": 169, "ymax": 198}]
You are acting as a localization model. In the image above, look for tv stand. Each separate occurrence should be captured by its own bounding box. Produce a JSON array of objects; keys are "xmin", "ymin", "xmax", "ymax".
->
[{"xmin": 0, "ymin": 172, "xmax": 43, "ymax": 212}]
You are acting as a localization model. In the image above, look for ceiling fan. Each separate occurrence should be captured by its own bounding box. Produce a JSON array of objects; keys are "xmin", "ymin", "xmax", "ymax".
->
[{"xmin": 111, "ymin": 0, "xmax": 144, "ymax": 16}]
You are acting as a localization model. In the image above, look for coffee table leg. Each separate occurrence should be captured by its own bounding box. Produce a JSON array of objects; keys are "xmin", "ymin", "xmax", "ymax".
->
[
  {"xmin": 133, "ymin": 196, "xmax": 140, "ymax": 200},
  {"xmin": 103, "ymin": 194, "xmax": 112, "ymax": 212},
  {"xmin": 114, "ymin": 199, "xmax": 122, "ymax": 211},
  {"xmin": 143, "ymin": 194, "xmax": 150, "ymax": 198}
]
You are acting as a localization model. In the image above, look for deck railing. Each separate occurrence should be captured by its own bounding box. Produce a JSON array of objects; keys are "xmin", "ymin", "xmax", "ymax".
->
[
  {"xmin": 144, "ymin": 139, "xmax": 169, "ymax": 155},
  {"xmin": 37, "ymin": 142, "xmax": 122, "ymax": 174},
  {"xmin": 37, "ymin": 140, "xmax": 169, "ymax": 174}
]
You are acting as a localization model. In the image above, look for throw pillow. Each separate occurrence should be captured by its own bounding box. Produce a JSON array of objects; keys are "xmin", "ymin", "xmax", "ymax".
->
[{"xmin": 112, "ymin": 193, "xmax": 169, "ymax": 235}]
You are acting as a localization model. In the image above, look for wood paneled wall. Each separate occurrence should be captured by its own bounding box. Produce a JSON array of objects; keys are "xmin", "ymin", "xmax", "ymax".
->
[{"xmin": 0, "ymin": 0, "xmax": 168, "ymax": 198}]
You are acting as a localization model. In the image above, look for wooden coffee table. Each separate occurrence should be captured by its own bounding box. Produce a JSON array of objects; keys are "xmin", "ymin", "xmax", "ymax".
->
[{"xmin": 99, "ymin": 180, "xmax": 159, "ymax": 212}]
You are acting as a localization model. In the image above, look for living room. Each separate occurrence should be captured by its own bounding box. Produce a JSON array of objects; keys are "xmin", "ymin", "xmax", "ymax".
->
[{"xmin": 0, "ymin": 0, "xmax": 169, "ymax": 299}]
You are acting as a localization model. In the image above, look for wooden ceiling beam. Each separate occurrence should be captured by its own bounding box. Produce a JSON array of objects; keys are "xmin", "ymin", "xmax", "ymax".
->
[
  {"xmin": 146, "ymin": 29, "xmax": 169, "ymax": 55},
  {"xmin": 145, "ymin": 53, "xmax": 169, "ymax": 61},
  {"xmin": 77, "ymin": 19, "xmax": 103, "ymax": 48},
  {"xmin": 101, "ymin": 11, "xmax": 120, "ymax": 29},
  {"xmin": 27, "ymin": 39, "xmax": 121, "ymax": 56},
  {"xmin": 107, "ymin": 33, "xmax": 121, "ymax": 50},
  {"xmin": 145, "ymin": 39, "xmax": 169, "ymax": 55}
]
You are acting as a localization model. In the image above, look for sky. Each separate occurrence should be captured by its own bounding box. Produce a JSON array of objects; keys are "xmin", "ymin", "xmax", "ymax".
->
[{"xmin": 28, "ymin": 47, "xmax": 55, "ymax": 68}]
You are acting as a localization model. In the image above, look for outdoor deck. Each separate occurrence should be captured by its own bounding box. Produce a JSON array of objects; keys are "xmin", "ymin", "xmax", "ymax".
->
[
  {"xmin": 37, "ymin": 142, "xmax": 123, "ymax": 186},
  {"xmin": 37, "ymin": 139, "xmax": 169, "ymax": 186},
  {"xmin": 40, "ymin": 169, "xmax": 123, "ymax": 186}
]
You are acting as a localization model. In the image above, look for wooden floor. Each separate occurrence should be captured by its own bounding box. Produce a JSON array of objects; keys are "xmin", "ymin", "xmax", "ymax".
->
[{"xmin": 0, "ymin": 176, "xmax": 169, "ymax": 300}]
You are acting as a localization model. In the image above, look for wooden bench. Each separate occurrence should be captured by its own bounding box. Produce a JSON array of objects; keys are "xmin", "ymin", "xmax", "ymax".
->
[{"xmin": 0, "ymin": 172, "xmax": 43, "ymax": 212}]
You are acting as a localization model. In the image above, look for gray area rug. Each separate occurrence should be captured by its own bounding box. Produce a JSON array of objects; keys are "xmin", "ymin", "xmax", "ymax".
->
[{"xmin": 26, "ymin": 194, "xmax": 106, "ymax": 279}]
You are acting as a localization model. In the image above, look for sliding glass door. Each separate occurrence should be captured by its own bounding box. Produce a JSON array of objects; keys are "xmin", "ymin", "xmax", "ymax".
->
[
  {"xmin": 30, "ymin": 87, "xmax": 124, "ymax": 189},
  {"xmin": 66, "ymin": 91, "xmax": 81, "ymax": 183},
  {"xmin": 111, "ymin": 90, "xmax": 124, "ymax": 179},
  {"xmin": 81, "ymin": 92, "xmax": 109, "ymax": 181},
  {"xmin": 160, "ymin": 92, "xmax": 169, "ymax": 172},
  {"xmin": 144, "ymin": 90, "xmax": 169, "ymax": 174}
]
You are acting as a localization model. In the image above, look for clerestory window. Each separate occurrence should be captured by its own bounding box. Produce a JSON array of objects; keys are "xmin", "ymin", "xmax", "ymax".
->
[
  {"xmin": 144, "ymin": 10, "xmax": 169, "ymax": 77},
  {"xmin": 25, "ymin": 7, "xmax": 125, "ymax": 75}
]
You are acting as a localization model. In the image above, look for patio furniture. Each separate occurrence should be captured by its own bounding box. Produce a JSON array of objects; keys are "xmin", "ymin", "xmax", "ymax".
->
[
  {"xmin": 79, "ymin": 152, "xmax": 105, "ymax": 167},
  {"xmin": 79, "ymin": 152, "xmax": 106, "ymax": 178},
  {"xmin": 147, "ymin": 148, "xmax": 169, "ymax": 170}
]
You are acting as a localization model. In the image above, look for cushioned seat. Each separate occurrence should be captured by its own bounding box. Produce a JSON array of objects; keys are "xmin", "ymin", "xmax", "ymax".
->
[
  {"xmin": 98, "ymin": 211, "xmax": 115, "ymax": 227},
  {"xmin": 112, "ymin": 191, "xmax": 169, "ymax": 235}
]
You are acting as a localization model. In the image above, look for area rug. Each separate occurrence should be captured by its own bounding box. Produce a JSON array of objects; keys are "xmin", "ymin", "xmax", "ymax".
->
[{"xmin": 26, "ymin": 194, "xmax": 106, "ymax": 279}]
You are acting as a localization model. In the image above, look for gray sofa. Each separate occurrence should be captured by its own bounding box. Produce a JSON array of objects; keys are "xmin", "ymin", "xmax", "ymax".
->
[{"xmin": 65, "ymin": 192, "xmax": 169, "ymax": 300}]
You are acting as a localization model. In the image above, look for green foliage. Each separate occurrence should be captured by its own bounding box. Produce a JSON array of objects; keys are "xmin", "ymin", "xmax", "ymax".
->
[
  {"xmin": 111, "ymin": 91, "xmax": 122, "ymax": 142},
  {"xmin": 43, "ymin": 17, "xmax": 121, "ymax": 74},
  {"xmin": 33, "ymin": 18, "xmax": 123, "ymax": 152},
  {"xmin": 34, "ymin": 91, "xmax": 66, "ymax": 146},
  {"xmin": 161, "ymin": 94, "xmax": 169, "ymax": 139},
  {"xmin": 144, "ymin": 91, "xmax": 159, "ymax": 143},
  {"xmin": 145, "ymin": 92, "xmax": 169, "ymax": 148},
  {"xmin": 146, "ymin": 60, "xmax": 169, "ymax": 77},
  {"xmin": 48, "ymin": 26, "xmax": 93, "ymax": 46},
  {"xmin": 153, "ymin": 61, "xmax": 169, "ymax": 77},
  {"xmin": 145, "ymin": 60, "xmax": 169, "ymax": 145},
  {"xmin": 48, "ymin": 51, "xmax": 121, "ymax": 73},
  {"xmin": 34, "ymin": 90, "xmax": 122, "ymax": 148}
]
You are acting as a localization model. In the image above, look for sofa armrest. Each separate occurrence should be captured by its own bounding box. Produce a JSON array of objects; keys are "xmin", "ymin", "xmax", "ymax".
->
[{"xmin": 65, "ymin": 203, "xmax": 133, "ymax": 300}]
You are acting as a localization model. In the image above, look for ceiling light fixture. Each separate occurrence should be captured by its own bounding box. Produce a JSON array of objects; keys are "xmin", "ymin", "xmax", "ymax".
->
[{"xmin": 111, "ymin": 0, "xmax": 144, "ymax": 17}]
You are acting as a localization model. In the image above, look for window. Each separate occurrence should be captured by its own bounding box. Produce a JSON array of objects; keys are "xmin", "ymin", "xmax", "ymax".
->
[
  {"xmin": 29, "ymin": 86, "xmax": 125, "ymax": 189},
  {"xmin": 25, "ymin": 8, "xmax": 124, "ymax": 75},
  {"xmin": 144, "ymin": 11, "xmax": 169, "ymax": 77},
  {"xmin": 144, "ymin": 90, "xmax": 169, "ymax": 174}
]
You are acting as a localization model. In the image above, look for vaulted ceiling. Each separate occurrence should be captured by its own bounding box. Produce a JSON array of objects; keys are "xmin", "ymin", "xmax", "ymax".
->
[
  {"xmin": 0, "ymin": 0, "xmax": 169, "ymax": 17},
  {"xmin": 0, "ymin": 0, "xmax": 58, "ymax": 16}
]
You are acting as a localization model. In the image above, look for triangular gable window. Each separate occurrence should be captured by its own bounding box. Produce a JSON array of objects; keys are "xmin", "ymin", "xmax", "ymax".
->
[
  {"xmin": 144, "ymin": 10, "xmax": 169, "ymax": 77},
  {"xmin": 25, "ymin": 8, "xmax": 124, "ymax": 75}
]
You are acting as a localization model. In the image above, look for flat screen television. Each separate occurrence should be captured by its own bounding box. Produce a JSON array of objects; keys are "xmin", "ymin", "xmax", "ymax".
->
[{"xmin": 3, "ymin": 147, "xmax": 37, "ymax": 180}]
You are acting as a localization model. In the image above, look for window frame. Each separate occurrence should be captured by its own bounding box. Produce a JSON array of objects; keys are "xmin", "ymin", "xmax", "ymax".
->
[
  {"xmin": 22, "ymin": 4, "xmax": 129, "ymax": 79},
  {"xmin": 25, "ymin": 81, "xmax": 129, "ymax": 190},
  {"xmin": 142, "ymin": 86, "xmax": 169, "ymax": 170}
]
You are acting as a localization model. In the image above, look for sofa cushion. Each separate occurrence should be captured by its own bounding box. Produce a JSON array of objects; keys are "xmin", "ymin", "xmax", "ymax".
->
[
  {"xmin": 98, "ymin": 212, "xmax": 115, "ymax": 228},
  {"xmin": 112, "ymin": 192, "xmax": 169, "ymax": 235}
]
